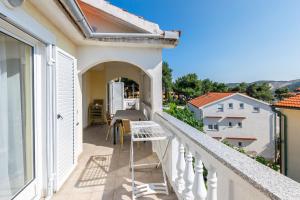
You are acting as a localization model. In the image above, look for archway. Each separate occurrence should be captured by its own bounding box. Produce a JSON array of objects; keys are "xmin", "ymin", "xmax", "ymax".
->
[{"xmin": 81, "ymin": 61, "xmax": 152, "ymax": 128}]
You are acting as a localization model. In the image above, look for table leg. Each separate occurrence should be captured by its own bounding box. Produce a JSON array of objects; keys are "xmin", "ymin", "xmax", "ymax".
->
[{"xmin": 113, "ymin": 123, "xmax": 116, "ymax": 145}]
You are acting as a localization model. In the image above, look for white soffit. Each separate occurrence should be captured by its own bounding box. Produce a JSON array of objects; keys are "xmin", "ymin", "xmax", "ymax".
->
[{"xmin": 80, "ymin": 0, "xmax": 163, "ymax": 34}]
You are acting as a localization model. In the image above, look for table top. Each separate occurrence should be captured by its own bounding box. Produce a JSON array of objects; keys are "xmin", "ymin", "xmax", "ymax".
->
[
  {"xmin": 111, "ymin": 110, "xmax": 147, "ymax": 124},
  {"xmin": 130, "ymin": 121, "xmax": 170, "ymax": 142}
]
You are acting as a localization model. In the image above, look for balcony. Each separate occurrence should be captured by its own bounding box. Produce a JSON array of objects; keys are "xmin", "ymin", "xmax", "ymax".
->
[{"xmin": 53, "ymin": 112, "xmax": 300, "ymax": 200}]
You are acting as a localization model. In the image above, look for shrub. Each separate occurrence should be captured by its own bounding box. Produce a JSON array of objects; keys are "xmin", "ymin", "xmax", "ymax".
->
[{"xmin": 164, "ymin": 103, "xmax": 203, "ymax": 131}]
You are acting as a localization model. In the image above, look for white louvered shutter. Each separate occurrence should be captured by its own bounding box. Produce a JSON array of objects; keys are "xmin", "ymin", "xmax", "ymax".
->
[{"xmin": 55, "ymin": 48, "xmax": 75, "ymax": 190}]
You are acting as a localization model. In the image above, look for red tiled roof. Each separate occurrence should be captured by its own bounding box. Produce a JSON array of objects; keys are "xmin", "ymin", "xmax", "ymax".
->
[
  {"xmin": 188, "ymin": 92, "xmax": 234, "ymax": 108},
  {"xmin": 274, "ymin": 94, "xmax": 300, "ymax": 109}
]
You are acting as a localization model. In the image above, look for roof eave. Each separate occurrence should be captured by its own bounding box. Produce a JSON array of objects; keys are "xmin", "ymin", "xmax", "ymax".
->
[{"xmin": 59, "ymin": 0, "xmax": 179, "ymax": 47}]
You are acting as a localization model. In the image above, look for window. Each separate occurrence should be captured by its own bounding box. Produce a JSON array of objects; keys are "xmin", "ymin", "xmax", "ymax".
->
[
  {"xmin": 0, "ymin": 32, "xmax": 34, "ymax": 199},
  {"xmin": 238, "ymin": 142, "xmax": 243, "ymax": 147},
  {"xmin": 228, "ymin": 122, "xmax": 233, "ymax": 127},
  {"xmin": 239, "ymin": 103, "xmax": 244, "ymax": 109},
  {"xmin": 253, "ymin": 107, "xmax": 260, "ymax": 112},
  {"xmin": 238, "ymin": 122, "xmax": 242, "ymax": 128},
  {"xmin": 214, "ymin": 124, "xmax": 219, "ymax": 130},
  {"xmin": 217, "ymin": 104, "xmax": 224, "ymax": 112},
  {"xmin": 208, "ymin": 124, "xmax": 213, "ymax": 130},
  {"xmin": 228, "ymin": 103, "xmax": 233, "ymax": 109}
]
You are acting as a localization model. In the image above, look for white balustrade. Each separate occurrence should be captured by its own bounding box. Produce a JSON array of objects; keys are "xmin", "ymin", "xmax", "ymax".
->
[
  {"xmin": 193, "ymin": 153, "xmax": 207, "ymax": 200},
  {"xmin": 153, "ymin": 112, "xmax": 300, "ymax": 200},
  {"xmin": 207, "ymin": 166, "xmax": 217, "ymax": 200},
  {"xmin": 182, "ymin": 147, "xmax": 195, "ymax": 200},
  {"xmin": 176, "ymin": 142, "xmax": 185, "ymax": 194}
]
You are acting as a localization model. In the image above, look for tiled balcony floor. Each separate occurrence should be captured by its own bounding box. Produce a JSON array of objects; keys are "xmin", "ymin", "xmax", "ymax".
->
[{"xmin": 52, "ymin": 125, "xmax": 177, "ymax": 200}]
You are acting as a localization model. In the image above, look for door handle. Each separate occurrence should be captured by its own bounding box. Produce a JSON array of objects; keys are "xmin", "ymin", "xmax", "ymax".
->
[{"xmin": 57, "ymin": 114, "xmax": 63, "ymax": 120}]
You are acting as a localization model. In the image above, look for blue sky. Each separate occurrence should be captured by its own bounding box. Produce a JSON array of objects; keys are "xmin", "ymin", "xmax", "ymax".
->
[{"xmin": 109, "ymin": 0, "xmax": 300, "ymax": 83}]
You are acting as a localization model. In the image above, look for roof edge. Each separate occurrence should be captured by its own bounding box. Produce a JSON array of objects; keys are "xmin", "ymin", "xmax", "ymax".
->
[{"xmin": 59, "ymin": 0, "xmax": 179, "ymax": 47}]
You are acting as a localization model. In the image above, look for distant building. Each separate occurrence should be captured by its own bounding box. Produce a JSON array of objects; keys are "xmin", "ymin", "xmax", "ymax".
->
[
  {"xmin": 188, "ymin": 92, "xmax": 275, "ymax": 159},
  {"xmin": 273, "ymin": 94, "xmax": 300, "ymax": 182}
]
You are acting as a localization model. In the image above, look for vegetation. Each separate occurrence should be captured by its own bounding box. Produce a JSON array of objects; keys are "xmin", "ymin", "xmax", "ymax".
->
[
  {"xmin": 162, "ymin": 62, "xmax": 278, "ymax": 104},
  {"xmin": 222, "ymin": 141, "xmax": 280, "ymax": 171},
  {"xmin": 162, "ymin": 62, "xmax": 173, "ymax": 101},
  {"xmin": 274, "ymin": 87, "xmax": 293, "ymax": 100},
  {"xmin": 164, "ymin": 103, "xmax": 203, "ymax": 131},
  {"xmin": 173, "ymin": 73, "xmax": 202, "ymax": 99},
  {"xmin": 246, "ymin": 83, "xmax": 273, "ymax": 102}
]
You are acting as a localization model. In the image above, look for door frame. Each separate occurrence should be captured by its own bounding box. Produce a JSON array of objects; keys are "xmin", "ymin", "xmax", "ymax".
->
[
  {"xmin": 54, "ymin": 47, "xmax": 77, "ymax": 191},
  {"xmin": 0, "ymin": 18, "xmax": 47, "ymax": 200}
]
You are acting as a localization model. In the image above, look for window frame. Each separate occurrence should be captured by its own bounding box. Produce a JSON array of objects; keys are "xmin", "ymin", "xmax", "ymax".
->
[
  {"xmin": 238, "ymin": 122, "xmax": 242, "ymax": 128},
  {"xmin": 239, "ymin": 103, "xmax": 244, "ymax": 109},
  {"xmin": 228, "ymin": 121, "xmax": 233, "ymax": 128},
  {"xmin": 253, "ymin": 106, "xmax": 260, "ymax": 113},
  {"xmin": 217, "ymin": 104, "xmax": 224, "ymax": 112},
  {"xmin": 228, "ymin": 103, "xmax": 233, "ymax": 109}
]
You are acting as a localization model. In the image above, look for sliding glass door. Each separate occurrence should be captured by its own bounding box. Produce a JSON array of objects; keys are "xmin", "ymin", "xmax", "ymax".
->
[{"xmin": 0, "ymin": 31, "xmax": 34, "ymax": 200}]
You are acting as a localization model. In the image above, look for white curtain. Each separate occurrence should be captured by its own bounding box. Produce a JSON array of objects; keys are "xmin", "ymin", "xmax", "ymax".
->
[{"xmin": 0, "ymin": 34, "xmax": 28, "ymax": 200}]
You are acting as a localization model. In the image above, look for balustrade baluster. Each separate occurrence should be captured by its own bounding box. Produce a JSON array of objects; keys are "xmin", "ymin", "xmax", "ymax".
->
[
  {"xmin": 176, "ymin": 142, "xmax": 185, "ymax": 194},
  {"xmin": 183, "ymin": 147, "xmax": 195, "ymax": 200},
  {"xmin": 207, "ymin": 166, "xmax": 217, "ymax": 200},
  {"xmin": 193, "ymin": 153, "xmax": 207, "ymax": 200}
]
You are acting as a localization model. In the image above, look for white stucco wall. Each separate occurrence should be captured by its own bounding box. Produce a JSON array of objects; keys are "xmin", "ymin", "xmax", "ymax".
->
[
  {"xmin": 77, "ymin": 46, "xmax": 162, "ymax": 117},
  {"xmin": 190, "ymin": 94, "xmax": 275, "ymax": 159}
]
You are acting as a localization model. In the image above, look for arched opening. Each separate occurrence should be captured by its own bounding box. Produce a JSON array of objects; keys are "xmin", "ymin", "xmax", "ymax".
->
[{"xmin": 81, "ymin": 61, "xmax": 152, "ymax": 128}]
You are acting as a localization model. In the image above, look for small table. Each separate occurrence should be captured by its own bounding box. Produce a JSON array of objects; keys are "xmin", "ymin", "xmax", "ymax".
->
[
  {"xmin": 130, "ymin": 121, "xmax": 170, "ymax": 199},
  {"xmin": 111, "ymin": 110, "xmax": 147, "ymax": 144}
]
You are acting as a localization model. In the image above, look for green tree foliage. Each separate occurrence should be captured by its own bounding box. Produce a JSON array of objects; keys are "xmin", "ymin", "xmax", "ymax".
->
[
  {"xmin": 246, "ymin": 83, "xmax": 273, "ymax": 102},
  {"xmin": 274, "ymin": 87, "xmax": 292, "ymax": 100},
  {"xmin": 173, "ymin": 73, "xmax": 202, "ymax": 99},
  {"xmin": 164, "ymin": 103, "xmax": 203, "ymax": 131},
  {"xmin": 231, "ymin": 82, "xmax": 248, "ymax": 93},
  {"xmin": 162, "ymin": 61, "xmax": 173, "ymax": 100},
  {"xmin": 201, "ymin": 79, "xmax": 214, "ymax": 94}
]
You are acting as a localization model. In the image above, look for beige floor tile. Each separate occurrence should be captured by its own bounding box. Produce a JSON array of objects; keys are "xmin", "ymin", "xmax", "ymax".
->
[{"xmin": 52, "ymin": 125, "xmax": 177, "ymax": 200}]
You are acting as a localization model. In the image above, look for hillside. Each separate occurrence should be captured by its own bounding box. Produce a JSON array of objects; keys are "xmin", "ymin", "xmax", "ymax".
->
[{"xmin": 227, "ymin": 79, "xmax": 300, "ymax": 91}]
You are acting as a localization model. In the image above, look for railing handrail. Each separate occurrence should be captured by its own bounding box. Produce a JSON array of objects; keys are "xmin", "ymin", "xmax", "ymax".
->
[{"xmin": 154, "ymin": 111, "xmax": 300, "ymax": 200}]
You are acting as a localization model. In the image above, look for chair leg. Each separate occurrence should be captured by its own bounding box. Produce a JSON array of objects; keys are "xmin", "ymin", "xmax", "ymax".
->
[{"xmin": 106, "ymin": 125, "xmax": 111, "ymax": 141}]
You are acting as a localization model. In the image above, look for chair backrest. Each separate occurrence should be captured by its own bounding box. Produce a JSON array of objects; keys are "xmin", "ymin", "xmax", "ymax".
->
[{"xmin": 121, "ymin": 119, "xmax": 131, "ymax": 134}]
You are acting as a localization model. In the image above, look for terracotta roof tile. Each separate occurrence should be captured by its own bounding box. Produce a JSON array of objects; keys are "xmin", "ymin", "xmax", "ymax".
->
[
  {"xmin": 274, "ymin": 94, "xmax": 300, "ymax": 109},
  {"xmin": 188, "ymin": 92, "xmax": 234, "ymax": 108}
]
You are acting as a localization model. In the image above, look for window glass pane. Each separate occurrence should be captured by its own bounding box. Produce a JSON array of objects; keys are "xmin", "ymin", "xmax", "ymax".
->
[{"xmin": 0, "ymin": 32, "xmax": 33, "ymax": 199}]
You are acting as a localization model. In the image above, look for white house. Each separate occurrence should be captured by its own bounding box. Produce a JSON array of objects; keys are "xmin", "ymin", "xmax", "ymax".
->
[
  {"xmin": 1, "ymin": 0, "xmax": 300, "ymax": 200},
  {"xmin": 0, "ymin": 0, "xmax": 179, "ymax": 199},
  {"xmin": 188, "ymin": 92, "xmax": 275, "ymax": 159}
]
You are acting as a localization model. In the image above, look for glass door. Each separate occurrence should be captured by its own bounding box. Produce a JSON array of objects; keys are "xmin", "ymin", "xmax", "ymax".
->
[{"xmin": 0, "ymin": 31, "xmax": 34, "ymax": 200}]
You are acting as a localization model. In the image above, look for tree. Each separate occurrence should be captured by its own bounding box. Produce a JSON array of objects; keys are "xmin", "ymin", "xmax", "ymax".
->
[
  {"xmin": 246, "ymin": 83, "xmax": 273, "ymax": 102},
  {"xmin": 274, "ymin": 87, "xmax": 292, "ymax": 100},
  {"xmin": 173, "ymin": 73, "xmax": 202, "ymax": 99},
  {"xmin": 231, "ymin": 82, "xmax": 248, "ymax": 93},
  {"xmin": 212, "ymin": 82, "xmax": 229, "ymax": 92},
  {"xmin": 162, "ymin": 61, "xmax": 173, "ymax": 101},
  {"xmin": 202, "ymin": 79, "xmax": 214, "ymax": 94}
]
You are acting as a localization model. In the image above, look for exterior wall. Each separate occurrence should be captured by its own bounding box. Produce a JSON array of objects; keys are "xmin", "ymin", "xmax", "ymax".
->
[
  {"xmin": 23, "ymin": 1, "xmax": 76, "ymax": 56},
  {"xmin": 77, "ymin": 46, "xmax": 163, "ymax": 117},
  {"xmin": 281, "ymin": 109, "xmax": 300, "ymax": 183},
  {"xmin": 187, "ymin": 103, "xmax": 202, "ymax": 119},
  {"xmin": 82, "ymin": 62, "xmax": 147, "ymax": 127},
  {"xmin": 0, "ymin": 2, "xmax": 80, "ymax": 199},
  {"xmin": 191, "ymin": 94, "xmax": 275, "ymax": 159}
]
